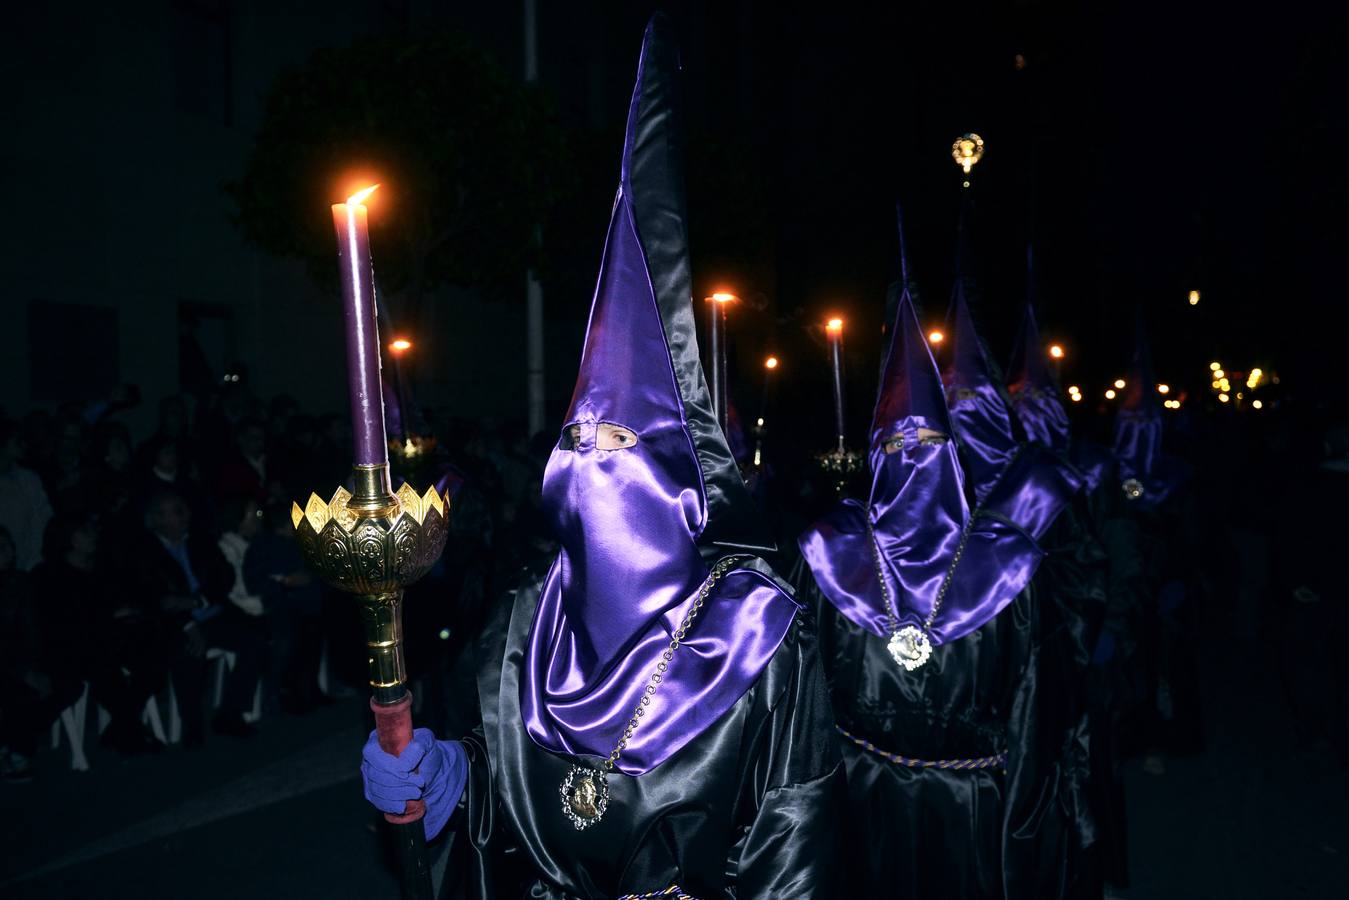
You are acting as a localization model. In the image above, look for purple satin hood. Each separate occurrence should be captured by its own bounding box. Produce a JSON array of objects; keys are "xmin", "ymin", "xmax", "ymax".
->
[
  {"xmin": 1007, "ymin": 303, "xmax": 1071, "ymax": 453},
  {"xmin": 520, "ymin": 18, "xmax": 797, "ymax": 776},
  {"xmin": 800, "ymin": 287, "xmax": 1076, "ymax": 644},
  {"xmin": 941, "ymin": 282, "xmax": 1020, "ymax": 505}
]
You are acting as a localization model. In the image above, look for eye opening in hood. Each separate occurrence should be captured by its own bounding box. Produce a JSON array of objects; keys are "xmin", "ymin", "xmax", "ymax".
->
[{"xmin": 558, "ymin": 420, "xmax": 641, "ymax": 452}]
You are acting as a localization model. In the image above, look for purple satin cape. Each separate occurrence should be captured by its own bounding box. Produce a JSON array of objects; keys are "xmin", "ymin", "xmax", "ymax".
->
[
  {"xmin": 520, "ymin": 22, "xmax": 797, "ymax": 776},
  {"xmin": 800, "ymin": 287, "xmax": 1066, "ymax": 645}
]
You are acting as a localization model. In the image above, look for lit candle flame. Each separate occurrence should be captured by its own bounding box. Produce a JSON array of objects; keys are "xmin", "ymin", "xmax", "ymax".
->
[
  {"xmin": 710, "ymin": 292, "xmax": 737, "ymax": 303},
  {"xmin": 826, "ymin": 318, "xmax": 844, "ymax": 334},
  {"xmin": 389, "ymin": 338, "xmax": 413, "ymax": 354},
  {"xmin": 1049, "ymin": 344, "xmax": 1064, "ymax": 359},
  {"xmin": 928, "ymin": 330, "xmax": 945, "ymax": 344},
  {"xmin": 347, "ymin": 184, "xmax": 380, "ymax": 206},
  {"xmin": 764, "ymin": 356, "xmax": 779, "ymax": 370}
]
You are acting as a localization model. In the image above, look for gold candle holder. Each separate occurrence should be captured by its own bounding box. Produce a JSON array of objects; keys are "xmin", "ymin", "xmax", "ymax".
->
[{"xmin": 291, "ymin": 463, "xmax": 450, "ymax": 700}]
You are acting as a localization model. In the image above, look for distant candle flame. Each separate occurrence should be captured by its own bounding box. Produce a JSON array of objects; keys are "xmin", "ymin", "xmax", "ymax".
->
[
  {"xmin": 389, "ymin": 338, "xmax": 413, "ymax": 354},
  {"xmin": 764, "ymin": 356, "xmax": 779, "ymax": 370},
  {"xmin": 347, "ymin": 184, "xmax": 380, "ymax": 206},
  {"xmin": 1049, "ymin": 344, "xmax": 1065, "ymax": 359},
  {"xmin": 826, "ymin": 318, "xmax": 844, "ymax": 334},
  {"xmin": 710, "ymin": 292, "xmax": 737, "ymax": 303},
  {"xmin": 928, "ymin": 330, "xmax": 945, "ymax": 344}
]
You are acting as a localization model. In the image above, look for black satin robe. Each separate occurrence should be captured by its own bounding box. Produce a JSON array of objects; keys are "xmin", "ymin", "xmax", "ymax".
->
[
  {"xmin": 793, "ymin": 502, "xmax": 1104, "ymax": 900},
  {"xmin": 442, "ymin": 565, "xmax": 845, "ymax": 900}
]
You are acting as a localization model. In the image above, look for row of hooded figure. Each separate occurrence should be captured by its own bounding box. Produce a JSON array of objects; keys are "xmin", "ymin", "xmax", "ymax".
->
[{"xmin": 358, "ymin": 16, "xmax": 1188, "ymax": 899}]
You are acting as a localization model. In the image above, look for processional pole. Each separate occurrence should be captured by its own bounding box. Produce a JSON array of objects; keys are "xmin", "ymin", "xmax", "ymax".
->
[{"xmin": 291, "ymin": 185, "xmax": 449, "ymax": 900}]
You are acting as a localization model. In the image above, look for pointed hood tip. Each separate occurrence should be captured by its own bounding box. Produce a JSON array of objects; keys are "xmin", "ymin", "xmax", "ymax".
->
[
  {"xmin": 872, "ymin": 287, "xmax": 952, "ymax": 444},
  {"xmin": 593, "ymin": 13, "xmax": 771, "ymax": 555},
  {"xmin": 1120, "ymin": 313, "xmax": 1160, "ymax": 413},
  {"xmin": 1009, "ymin": 303, "xmax": 1054, "ymax": 391}
]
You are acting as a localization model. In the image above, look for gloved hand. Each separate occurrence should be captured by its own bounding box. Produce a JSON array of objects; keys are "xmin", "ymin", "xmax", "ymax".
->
[{"xmin": 361, "ymin": 727, "xmax": 468, "ymax": 841}]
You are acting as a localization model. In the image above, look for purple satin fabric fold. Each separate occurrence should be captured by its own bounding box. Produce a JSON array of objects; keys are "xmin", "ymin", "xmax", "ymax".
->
[
  {"xmin": 947, "ymin": 381, "xmax": 1019, "ymax": 505},
  {"xmin": 523, "ymin": 558, "xmax": 796, "ymax": 775},
  {"xmin": 1070, "ymin": 440, "xmax": 1113, "ymax": 493},
  {"xmin": 983, "ymin": 445, "xmax": 1084, "ymax": 541},
  {"xmin": 519, "ymin": 39, "xmax": 796, "ymax": 775},
  {"xmin": 1112, "ymin": 324, "xmax": 1188, "ymax": 508},
  {"xmin": 1010, "ymin": 386, "xmax": 1071, "ymax": 454},
  {"xmin": 797, "ymin": 494, "xmax": 1045, "ymax": 645},
  {"xmin": 943, "ymin": 286, "xmax": 1018, "ymax": 505},
  {"xmin": 1113, "ymin": 412, "xmax": 1186, "ymax": 508}
]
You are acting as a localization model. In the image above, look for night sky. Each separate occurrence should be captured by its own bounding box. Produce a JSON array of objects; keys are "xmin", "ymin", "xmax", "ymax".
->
[
  {"xmin": 519, "ymin": 0, "xmax": 1348, "ymax": 446},
  {"xmin": 11, "ymin": 1, "xmax": 1345, "ymax": 434}
]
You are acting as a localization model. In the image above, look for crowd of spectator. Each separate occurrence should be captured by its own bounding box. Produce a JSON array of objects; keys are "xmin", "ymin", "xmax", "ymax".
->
[{"xmin": 0, "ymin": 378, "xmax": 552, "ymax": 783}]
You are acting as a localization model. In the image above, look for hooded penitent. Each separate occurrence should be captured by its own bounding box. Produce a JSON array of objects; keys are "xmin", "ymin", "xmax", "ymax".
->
[
  {"xmin": 941, "ymin": 280, "xmax": 1021, "ymax": 505},
  {"xmin": 1007, "ymin": 302, "xmax": 1114, "ymax": 492},
  {"xmin": 1113, "ymin": 315, "xmax": 1188, "ymax": 508},
  {"xmin": 799, "ymin": 279, "xmax": 1068, "ymax": 663},
  {"xmin": 519, "ymin": 18, "xmax": 798, "ymax": 776},
  {"xmin": 1007, "ymin": 303, "xmax": 1070, "ymax": 452}
]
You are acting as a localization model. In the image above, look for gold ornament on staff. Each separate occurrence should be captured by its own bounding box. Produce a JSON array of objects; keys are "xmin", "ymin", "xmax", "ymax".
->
[
  {"xmin": 952, "ymin": 133, "xmax": 985, "ymax": 188},
  {"xmin": 290, "ymin": 476, "xmax": 449, "ymax": 695},
  {"xmin": 951, "ymin": 133, "xmax": 985, "ymax": 174}
]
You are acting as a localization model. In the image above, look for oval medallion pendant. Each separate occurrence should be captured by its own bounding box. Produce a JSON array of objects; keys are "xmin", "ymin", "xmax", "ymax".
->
[
  {"xmin": 560, "ymin": 764, "xmax": 609, "ymax": 830},
  {"xmin": 887, "ymin": 626, "xmax": 932, "ymax": 671}
]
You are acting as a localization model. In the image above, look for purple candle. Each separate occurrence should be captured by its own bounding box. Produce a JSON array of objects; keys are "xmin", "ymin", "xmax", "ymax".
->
[
  {"xmin": 332, "ymin": 186, "xmax": 388, "ymax": 467},
  {"xmin": 826, "ymin": 318, "xmax": 845, "ymax": 452}
]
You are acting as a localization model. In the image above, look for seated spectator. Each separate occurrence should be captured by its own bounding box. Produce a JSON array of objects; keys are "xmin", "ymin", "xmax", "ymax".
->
[
  {"xmin": 139, "ymin": 395, "xmax": 199, "ymax": 479},
  {"xmin": 137, "ymin": 437, "xmax": 212, "ymax": 532},
  {"xmin": 126, "ymin": 488, "xmax": 266, "ymax": 745},
  {"xmin": 35, "ymin": 513, "xmax": 166, "ymax": 755},
  {"xmin": 217, "ymin": 495, "xmax": 265, "ymax": 618},
  {"xmin": 213, "ymin": 418, "xmax": 269, "ymax": 504},
  {"xmin": 0, "ymin": 420, "xmax": 54, "ymax": 572},
  {"xmin": 42, "ymin": 416, "xmax": 88, "ymax": 516},
  {"xmin": 0, "ymin": 527, "xmax": 82, "ymax": 781},
  {"xmin": 245, "ymin": 502, "xmax": 324, "ymax": 714},
  {"xmin": 88, "ymin": 424, "xmax": 138, "ymax": 557}
]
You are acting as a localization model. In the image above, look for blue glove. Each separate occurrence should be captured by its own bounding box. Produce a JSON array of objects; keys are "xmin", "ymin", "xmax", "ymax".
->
[{"xmin": 361, "ymin": 727, "xmax": 467, "ymax": 841}]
